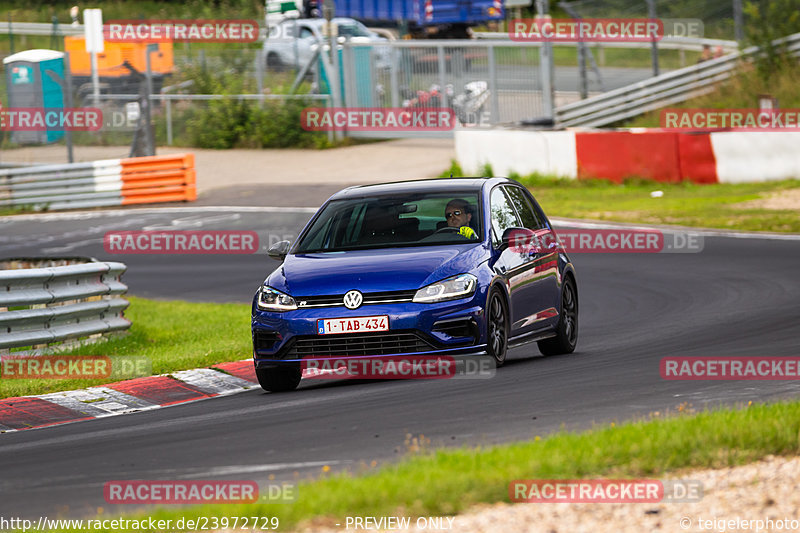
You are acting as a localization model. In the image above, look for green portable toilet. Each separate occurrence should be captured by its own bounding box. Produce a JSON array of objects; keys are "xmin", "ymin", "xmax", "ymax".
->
[
  {"xmin": 317, "ymin": 45, "xmax": 374, "ymax": 107},
  {"xmin": 3, "ymin": 49, "xmax": 66, "ymax": 144}
]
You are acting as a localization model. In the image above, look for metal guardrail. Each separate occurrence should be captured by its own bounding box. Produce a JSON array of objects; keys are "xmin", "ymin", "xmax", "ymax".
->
[
  {"xmin": 0, "ymin": 21, "xmax": 84, "ymax": 37},
  {"xmin": 0, "ymin": 259, "xmax": 130, "ymax": 352},
  {"xmin": 554, "ymin": 32, "xmax": 800, "ymax": 127}
]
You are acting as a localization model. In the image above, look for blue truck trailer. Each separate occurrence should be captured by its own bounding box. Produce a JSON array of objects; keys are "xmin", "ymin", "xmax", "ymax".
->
[
  {"xmin": 334, "ymin": 0, "xmax": 504, "ymax": 37},
  {"xmin": 268, "ymin": 0, "xmax": 504, "ymax": 38}
]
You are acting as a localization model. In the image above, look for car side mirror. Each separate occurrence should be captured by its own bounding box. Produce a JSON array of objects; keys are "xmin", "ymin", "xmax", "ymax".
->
[
  {"xmin": 268, "ymin": 240, "xmax": 291, "ymax": 261},
  {"xmin": 500, "ymin": 227, "xmax": 537, "ymax": 252}
]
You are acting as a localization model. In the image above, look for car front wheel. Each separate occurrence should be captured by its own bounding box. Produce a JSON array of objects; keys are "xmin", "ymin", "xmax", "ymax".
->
[
  {"xmin": 537, "ymin": 276, "xmax": 578, "ymax": 356},
  {"xmin": 255, "ymin": 364, "xmax": 302, "ymax": 392},
  {"xmin": 486, "ymin": 289, "xmax": 508, "ymax": 366}
]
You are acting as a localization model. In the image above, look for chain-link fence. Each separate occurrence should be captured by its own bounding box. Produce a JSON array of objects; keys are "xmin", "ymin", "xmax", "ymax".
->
[{"xmin": 333, "ymin": 40, "xmax": 548, "ymax": 130}]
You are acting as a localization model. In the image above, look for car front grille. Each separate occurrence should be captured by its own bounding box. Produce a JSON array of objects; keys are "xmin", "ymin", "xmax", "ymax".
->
[
  {"xmin": 283, "ymin": 331, "xmax": 434, "ymax": 358},
  {"xmin": 296, "ymin": 289, "xmax": 417, "ymax": 308}
]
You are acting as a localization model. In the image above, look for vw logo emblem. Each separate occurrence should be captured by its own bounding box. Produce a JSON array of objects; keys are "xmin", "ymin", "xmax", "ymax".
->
[{"xmin": 343, "ymin": 290, "xmax": 363, "ymax": 309}]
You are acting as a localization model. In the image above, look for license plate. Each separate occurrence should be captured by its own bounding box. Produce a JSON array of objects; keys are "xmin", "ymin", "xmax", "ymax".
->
[{"xmin": 317, "ymin": 316, "xmax": 389, "ymax": 335}]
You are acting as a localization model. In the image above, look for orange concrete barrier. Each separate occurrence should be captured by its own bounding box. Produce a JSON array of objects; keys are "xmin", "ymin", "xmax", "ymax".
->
[{"xmin": 120, "ymin": 153, "xmax": 197, "ymax": 205}]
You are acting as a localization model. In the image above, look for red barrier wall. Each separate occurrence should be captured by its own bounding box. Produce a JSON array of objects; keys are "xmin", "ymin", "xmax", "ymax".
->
[
  {"xmin": 576, "ymin": 131, "xmax": 682, "ymax": 183},
  {"xmin": 677, "ymin": 133, "xmax": 718, "ymax": 184},
  {"xmin": 575, "ymin": 131, "xmax": 719, "ymax": 184}
]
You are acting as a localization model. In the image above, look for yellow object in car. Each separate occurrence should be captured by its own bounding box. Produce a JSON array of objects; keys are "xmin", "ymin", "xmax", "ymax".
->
[{"xmin": 459, "ymin": 226, "xmax": 477, "ymax": 240}]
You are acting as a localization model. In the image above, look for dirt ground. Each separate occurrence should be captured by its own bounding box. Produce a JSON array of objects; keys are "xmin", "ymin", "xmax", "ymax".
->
[
  {"xmin": 737, "ymin": 187, "xmax": 800, "ymax": 211},
  {"xmin": 0, "ymin": 138, "xmax": 456, "ymax": 196}
]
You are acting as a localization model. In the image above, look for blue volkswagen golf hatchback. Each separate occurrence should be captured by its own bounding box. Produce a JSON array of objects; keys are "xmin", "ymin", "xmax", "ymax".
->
[{"xmin": 251, "ymin": 178, "xmax": 578, "ymax": 391}]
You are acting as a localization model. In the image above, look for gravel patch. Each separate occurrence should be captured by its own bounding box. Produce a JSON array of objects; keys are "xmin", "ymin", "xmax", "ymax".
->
[{"xmin": 737, "ymin": 188, "xmax": 800, "ymax": 211}]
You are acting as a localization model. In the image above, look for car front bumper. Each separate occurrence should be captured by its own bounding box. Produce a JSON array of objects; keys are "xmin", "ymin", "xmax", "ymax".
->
[{"xmin": 252, "ymin": 295, "xmax": 487, "ymax": 367}]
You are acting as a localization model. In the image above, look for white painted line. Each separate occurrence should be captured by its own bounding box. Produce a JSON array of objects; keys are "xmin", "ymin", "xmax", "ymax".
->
[
  {"xmin": 0, "ymin": 205, "xmax": 318, "ymax": 222},
  {"xmin": 3, "ymin": 207, "xmax": 797, "ymax": 240}
]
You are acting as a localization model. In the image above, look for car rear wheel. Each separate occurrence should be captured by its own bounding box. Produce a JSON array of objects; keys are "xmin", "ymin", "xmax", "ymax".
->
[
  {"xmin": 255, "ymin": 364, "xmax": 302, "ymax": 392},
  {"xmin": 537, "ymin": 276, "xmax": 578, "ymax": 356},
  {"xmin": 486, "ymin": 289, "xmax": 508, "ymax": 366}
]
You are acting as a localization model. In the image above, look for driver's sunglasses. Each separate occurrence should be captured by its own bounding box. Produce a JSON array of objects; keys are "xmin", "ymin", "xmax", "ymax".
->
[{"xmin": 445, "ymin": 210, "xmax": 464, "ymax": 218}]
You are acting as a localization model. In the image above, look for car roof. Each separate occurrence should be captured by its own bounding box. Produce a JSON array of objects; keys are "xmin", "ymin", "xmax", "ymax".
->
[
  {"xmin": 328, "ymin": 177, "xmax": 510, "ymax": 200},
  {"xmin": 297, "ymin": 17, "xmax": 365, "ymax": 26}
]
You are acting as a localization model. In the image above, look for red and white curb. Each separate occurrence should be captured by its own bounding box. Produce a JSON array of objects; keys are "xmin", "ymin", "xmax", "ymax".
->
[
  {"xmin": 0, "ymin": 360, "xmax": 261, "ymax": 433},
  {"xmin": 0, "ymin": 360, "xmax": 341, "ymax": 433}
]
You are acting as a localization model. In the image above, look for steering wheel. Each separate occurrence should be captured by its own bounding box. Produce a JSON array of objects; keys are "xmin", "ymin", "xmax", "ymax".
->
[{"xmin": 434, "ymin": 226, "xmax": 461, "ymax": 234}]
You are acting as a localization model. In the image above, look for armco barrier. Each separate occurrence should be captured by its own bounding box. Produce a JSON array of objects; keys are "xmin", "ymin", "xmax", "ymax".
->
[
  {"xmin": 0, "ymin": 258, "xmax": 130, "ymax": 353},
  {"xmin": 455, "ymin": 129, "xmax": 800, "ymax": 184},
  {"xmin": 0, "ymin": 153, "xmax": 196, "ymax": 210}
]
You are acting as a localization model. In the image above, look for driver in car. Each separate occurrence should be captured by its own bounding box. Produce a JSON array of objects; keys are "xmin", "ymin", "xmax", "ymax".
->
[{"xmin": 445, "ymin": 199, "xmax": 478, "ymax": 240}]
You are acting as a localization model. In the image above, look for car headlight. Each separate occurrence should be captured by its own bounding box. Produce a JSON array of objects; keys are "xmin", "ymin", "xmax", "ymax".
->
[
  {"xmin": 257, "ymin": 286, "xmax": 298, "ymax": 311},
  {"xmin": 413, "ymin": 274, "xmax": 477, "ymax": 303}
]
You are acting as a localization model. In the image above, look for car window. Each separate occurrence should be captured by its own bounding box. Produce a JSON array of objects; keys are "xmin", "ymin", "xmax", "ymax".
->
[
  {"xmin": 299, "ymin": 27, "xmax": 314, "ymax": 39},
  {"xmin": 337, "ymin": 22, "xmax": 372, "ymax": 38},
  {"xmin": 503, "ymin": 186, "xmax": 545, "ymax": 230},
  {"xmin": 490, "ymin": 187, "xmax": 522, "ymax": 245},
  {"xmin": 293, "ymin": 192, "xmax": 482, "ymax": 253}
]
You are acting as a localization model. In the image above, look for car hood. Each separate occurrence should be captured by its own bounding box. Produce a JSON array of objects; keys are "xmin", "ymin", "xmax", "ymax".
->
[{"xmin": 267, "ymin": 244, "xmax": 488, "ymax": 296}]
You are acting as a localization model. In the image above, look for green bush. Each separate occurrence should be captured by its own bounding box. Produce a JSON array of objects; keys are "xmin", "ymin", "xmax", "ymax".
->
[{"xmin": 181, "ymin": 98, "xmax": 326, "ymax": 149}]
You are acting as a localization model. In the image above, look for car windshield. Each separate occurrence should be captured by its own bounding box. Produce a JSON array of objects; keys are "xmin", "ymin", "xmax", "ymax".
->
[
  {"xmin": 294, "ymin": 192, "xmax": 482, "ymax": 253},
  {"xmin": 336, "ymin": 22, "xmax": 372, "ymax": 38}
]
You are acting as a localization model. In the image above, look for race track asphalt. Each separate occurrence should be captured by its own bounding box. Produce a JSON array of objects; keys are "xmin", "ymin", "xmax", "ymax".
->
[{"xmin": 1, "ymin": 207, "xmax": 799, "ymax": 519}]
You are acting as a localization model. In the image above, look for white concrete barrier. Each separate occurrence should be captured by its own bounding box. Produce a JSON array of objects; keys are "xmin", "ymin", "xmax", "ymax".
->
[
  {"xmin": 710, "ymin": 132, "xmax": 800, "ymax": 184},
  {"xmin": 454, "ymin": 129, "xmax": 577, "ymax": 178}
]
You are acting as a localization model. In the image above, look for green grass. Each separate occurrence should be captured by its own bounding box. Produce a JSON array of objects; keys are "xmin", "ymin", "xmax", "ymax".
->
[
  {"xmin": 0, "ymin": 206, "xmax": 30, "ymax": 216},
  {"xmin": 441, "ymin": 161, "xmax": 800, "ymax": 233},
  {"xmin": 0, "ymin": 0, "xmax": 262, "ymax": 27},
  {"xmin": 0, "ymin": 296, "xmax": 252, "ymax": 399},
  {"xmin": 41, "ymin": 399, "xmax": 800, "ymax": 532}
]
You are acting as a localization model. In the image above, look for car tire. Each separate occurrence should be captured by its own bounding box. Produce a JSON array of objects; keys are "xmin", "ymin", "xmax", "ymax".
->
[
  {"xmin": 537, "ymin": 276, "xmax": 578, "ymax": 356},
  {"xmin": 486, "ymin": 288, "xmax": 509, "ymax": 366},
  {"xmin": 255, "ymin": 364, "xmax": 302, "ymax": 392},
  {"xmin": 266, "ymin": 53, "xmax": 285, "ymax": 72}
]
